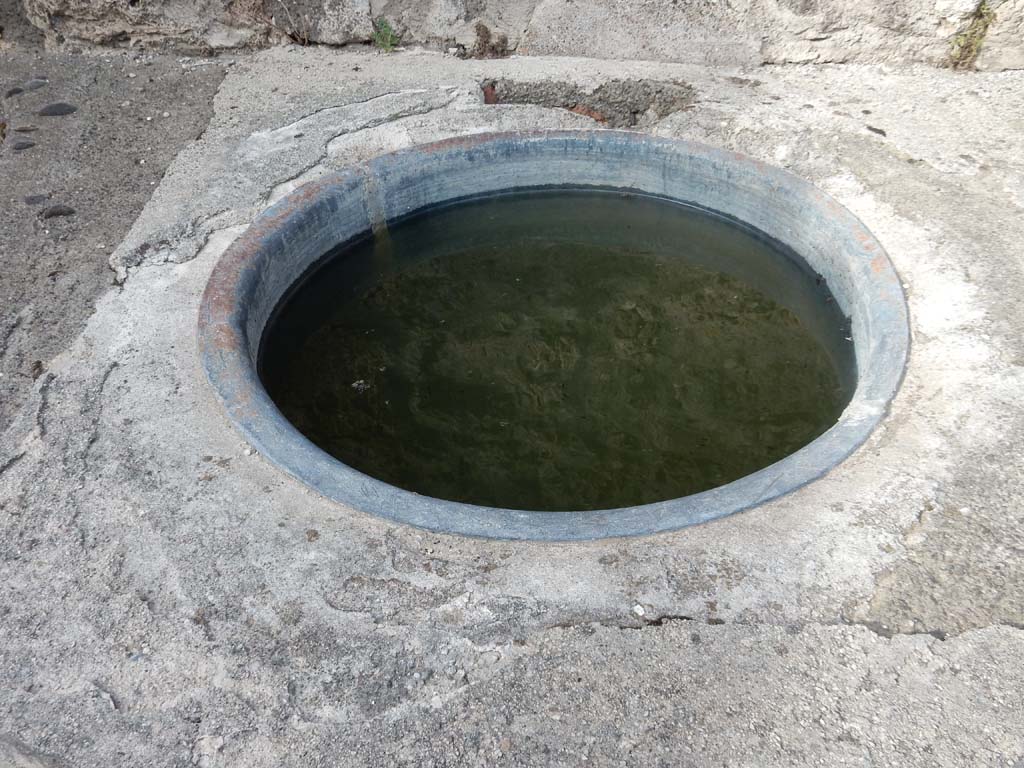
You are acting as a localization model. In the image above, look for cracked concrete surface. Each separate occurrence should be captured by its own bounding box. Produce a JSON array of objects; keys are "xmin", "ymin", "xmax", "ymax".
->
[{"xmin": 1, "ymin": 45, "xmax": 1023, "ymax": 766}]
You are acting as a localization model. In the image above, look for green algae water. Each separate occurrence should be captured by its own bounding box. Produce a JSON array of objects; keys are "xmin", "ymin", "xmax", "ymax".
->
[{"xmin": 260, "ymin": 189, "xmax": 855, "ymax": 511}]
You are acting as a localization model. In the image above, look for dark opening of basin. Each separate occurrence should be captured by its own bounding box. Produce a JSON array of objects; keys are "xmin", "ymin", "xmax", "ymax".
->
[
  {"xmin": 199, "ymin": 131, "xmax": 909, "ymax": 540},
  {"xmin": 260, "ymin": 189, "xmax": 855, "ymax": 511}
]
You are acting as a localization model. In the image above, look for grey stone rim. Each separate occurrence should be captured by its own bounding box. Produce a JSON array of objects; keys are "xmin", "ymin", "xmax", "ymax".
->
[{"xmin": 198, "ymin": 130, "xmax": 910, "ymax": 541}]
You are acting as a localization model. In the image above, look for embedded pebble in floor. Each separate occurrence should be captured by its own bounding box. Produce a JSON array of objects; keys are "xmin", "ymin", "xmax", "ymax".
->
[
  {"xmin": 13, "ymin": 141, "xmax": 35, "ymax": 151},
  {"xmin": 40, "ymin": 204, "xmax": 75, "ymax": 219},
  {"xmin": 24, "ymin": 194, "xmax": 49, "ymax": 205},
  {"xmin": 14, "ymin": 126, "xmax": 38, "ymax": 132},
  {"xmin": 2, "ymin": 78, "xmax": 46, "ymax": 99},
  {"xmin": 37, "ymin": 102, "xmax": 77, "ymax": 116}
]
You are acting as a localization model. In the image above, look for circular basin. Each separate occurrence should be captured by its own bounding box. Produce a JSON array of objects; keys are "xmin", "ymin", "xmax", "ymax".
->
[{"xmin": 198, "ymin": 131, "xmax": 909, "ymax": 540}]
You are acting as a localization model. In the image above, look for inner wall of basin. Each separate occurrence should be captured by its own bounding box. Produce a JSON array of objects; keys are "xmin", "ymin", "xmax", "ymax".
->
[{"xmin": 241, "ymin": 138, "xmax": 878, "ymax": 402}]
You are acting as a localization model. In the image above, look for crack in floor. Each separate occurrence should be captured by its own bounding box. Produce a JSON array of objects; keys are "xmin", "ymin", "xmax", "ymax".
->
[{"xmin": 541, "ymin": 612, "xmax": 1024, "ymax": 640}]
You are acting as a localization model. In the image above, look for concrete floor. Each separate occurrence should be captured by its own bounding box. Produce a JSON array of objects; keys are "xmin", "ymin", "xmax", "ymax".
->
[{"xmin": 1, "ymin": 42, "xmax": 1023, "ymax": 767}]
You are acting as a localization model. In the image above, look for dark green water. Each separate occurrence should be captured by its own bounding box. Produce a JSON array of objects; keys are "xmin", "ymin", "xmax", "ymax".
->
[{"xmin": 261, "ymin": 189, "xmax": 854, "ymax": 511}]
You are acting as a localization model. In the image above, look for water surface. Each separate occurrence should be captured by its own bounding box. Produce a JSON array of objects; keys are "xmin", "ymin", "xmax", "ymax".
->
[{"xmin": 261, "ymin": 190, "xmax": 854, "ymax": 511}]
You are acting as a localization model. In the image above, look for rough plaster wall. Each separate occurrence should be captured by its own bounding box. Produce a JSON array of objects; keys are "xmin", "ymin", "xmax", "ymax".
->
[
  {"xmin": 15, "ymin": 0, "xmax": 1024, "ymax": 67},
  {"xmin": 18, "ymin": 0, "xmax": 373, "ymax": 48},
  {"xmin": 269, "ymin": 0, "xmax": 373, "ymax": 44},
  {"xmin": 370, "ymin": 0, "xmax": 536, "ymax": 49},
  {"xmin": 977, "ymin": 0, "xmax": 1024, "ymax": 70},
  {"xmin": 516, "ymin": 0, "xmax": 997, "ymax": 66},
  {"xmin": 19, "ymin": 0, "xmax": 263, "ymax": 48}
]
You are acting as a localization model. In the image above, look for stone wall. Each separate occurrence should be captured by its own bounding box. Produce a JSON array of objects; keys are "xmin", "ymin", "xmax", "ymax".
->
[{"xmin": 17, "ymin": 0, "xmax": 1024, "ymax": 69}]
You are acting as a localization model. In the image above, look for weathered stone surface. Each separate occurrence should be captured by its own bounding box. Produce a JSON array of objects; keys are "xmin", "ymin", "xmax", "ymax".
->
[
  {"xmin": 450, "ymin": 0, "xmax": 1022, "ymax": 69},
  {"xmin": 519, "ymin": 0, "xmax": 759, "ymax": 65},
  {"xmin": 977, "ymin": 0, "xmax": 1024, "ymax": 70},
  {"xmin": 22, "ymin": 0, "xmax": 260, "ymax": 48},
  {"xmin": 256, "ymin": 0, "xmax": 373, "ymax": 44},
  {"xmin": 518, "ymin": 0, "xmax": 989, "ymax": 66},
  {"xmin": 20, "ymin": 0, "xmax": 372, "ymax": 49},
  {"xmin": 370, "ymin": 0, "xmax": 536, "ymax": 51},
  {"xmin": 14, "ymin": 0, "xmax": 1024, "ymax": 68}
]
